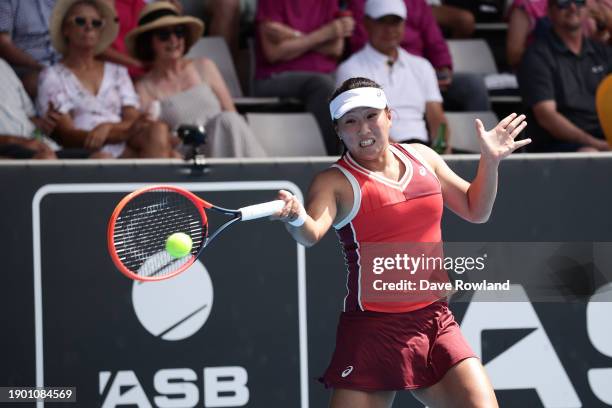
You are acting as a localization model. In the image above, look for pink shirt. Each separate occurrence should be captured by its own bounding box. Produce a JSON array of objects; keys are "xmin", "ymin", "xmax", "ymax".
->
[
  {"xmin": 255, "ymin": 0, "xmax": 340, "ymax": 79},
  {"xmin": 507, "ymin": 0, "xmax": 547, "ymax": 33},
  {"xmin": 585, "ymin": 0, "xmax": 612, "ymax": 37},
  {"xmin": 112, "ymin": 0, "xmax": 146, "ymax": 55},
  {"xmin": 112, "ymin": 0, "xmax": 147, "ymax": 78},
  {"xmin": 507, "ymin": 0, "xmax": 612, "ymax": 42}
]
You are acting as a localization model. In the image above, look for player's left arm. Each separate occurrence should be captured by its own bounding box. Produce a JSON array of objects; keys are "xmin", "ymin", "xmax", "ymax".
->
[{"xmin": 413, "ymin": 113, "xmax": 530, "ymax": 223}]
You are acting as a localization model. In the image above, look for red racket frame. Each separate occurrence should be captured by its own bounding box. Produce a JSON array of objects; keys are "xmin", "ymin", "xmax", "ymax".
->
[{"xmin": 107, "ymin": 185, "xmax": 211, "ymax": 281}]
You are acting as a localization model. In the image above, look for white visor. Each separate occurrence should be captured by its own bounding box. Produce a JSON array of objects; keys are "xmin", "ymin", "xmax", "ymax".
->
[{"xmin": 329, "ymin": 87, "xmax": 388, "ymax": 120}]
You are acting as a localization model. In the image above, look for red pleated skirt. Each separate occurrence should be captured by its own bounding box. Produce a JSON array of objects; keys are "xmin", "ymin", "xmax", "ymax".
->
[{"xmin": 319, "ymin": 301, "xmax": 477, "ymax": 391}]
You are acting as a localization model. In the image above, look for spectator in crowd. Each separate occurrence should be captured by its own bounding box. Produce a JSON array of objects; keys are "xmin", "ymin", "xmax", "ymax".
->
[
  {"xmin": 253, "ymin": 0, "xmax": 355, "ymax": 155},
  {"xmin": 0, "ymin": 58, "xmax": 59, "ymax": 159},
  {"xmin": 202, "ymin": 0, "xmax": 258, "ymax": 91},
  {"xmin": 0, "ymin": 0, "xmax": 61, "ymax": 98},
  {"xmin": 348, "ymin": 0, "xmax": 490, "ymax": 112},
  {"xmin": 518, "ymin": 0, "xmax": 612, "ymax": 152},
  {"xmin": 127, "ymin": 2, "xmax": 266, "ymax": 157},
  {"xmin": 336, "ymin": 0, "xmax": 450, "ymax": 150},
  {"xmin": 98, "ymin": 0, "xmax": 189, "ymax": 79},
  {"xmin": 99, "ymin": 0, "xmax": 148, "ymax": 77},
  {"xmin": 205, "ymin": 0, "xmax": 240, "ymax": 62},
  {"xmin": 506, "ymin": 0, "xmax": 612, "ymax": 70},
  {"xmin": 586, "ymin": 0, "xmax": 612, "ymax": 43},
  {"xmin": 37, "ymin": 0, "xmax": 178, "ymax": 158},
  {"xmin": 426, "ymin": 0, "xmax": 475, "ymax": 38},
  {"xmin": 0, "ymin": 136, "xmax": 57, "ymax": 159},
  {"xmin": 506, "ymin": 0, "xmax": 548, "ymax": 69},
  {"xmin": 0, "ymin": 57, "xmax": 106, "ymax": 159},
  {"xmin": 161, "ymin": 0, "xmax": 182, "ymax": 13}
]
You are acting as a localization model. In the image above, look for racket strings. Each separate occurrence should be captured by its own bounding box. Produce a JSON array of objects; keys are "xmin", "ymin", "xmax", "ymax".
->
[{"xmin": 112, "ymin": 189, "xmax": 206, "ymax": 278}]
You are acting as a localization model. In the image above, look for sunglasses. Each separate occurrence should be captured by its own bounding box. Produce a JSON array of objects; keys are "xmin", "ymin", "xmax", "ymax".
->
[
  {"xmin": 154, "ymin": 26, "xmax": 186, "ymax": 41},
  {"xmin": 71, "ymin": 16, "xmax": 105, "ymax": 29},
  {"xmin": 555, "ymin": 0, "xmax": 586, "ymax": 9}
]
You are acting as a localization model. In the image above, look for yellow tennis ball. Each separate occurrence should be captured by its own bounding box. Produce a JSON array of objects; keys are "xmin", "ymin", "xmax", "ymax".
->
[{"xmin": 165, "ymin": 232, "xmax": 193, "ymax": 258}]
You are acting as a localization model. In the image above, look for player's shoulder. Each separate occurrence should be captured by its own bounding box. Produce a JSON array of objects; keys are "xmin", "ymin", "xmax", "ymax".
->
[
  {"xmin": 313, "ymin": 165, "xmax": 349, "ymax": 184},
  {"xmin": 400, "ymin": 143, "xmax": 441, "ymax": 170},
  {"xmin": 404, "ymin": 142, "xmax": 432, "ymax": 154},
  {"xmin": 309, "ymin": 165, "xmax": 351, "ymax": 194}
]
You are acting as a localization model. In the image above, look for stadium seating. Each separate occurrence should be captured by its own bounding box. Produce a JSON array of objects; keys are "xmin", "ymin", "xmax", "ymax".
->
[
  {"xmin": 246, "ymin": 113, "xmax": 327, "ymax": 156},
  {"xmin": 187, "ymin": 36, "xmax": 243, "ymax": 97},
  {"xmin": 447, "ymin": 39, "xmax": 498, "ymax": 75},
  {"xmin": 446, "ymin": 111, "xmax": 499, "ymax": 153}
]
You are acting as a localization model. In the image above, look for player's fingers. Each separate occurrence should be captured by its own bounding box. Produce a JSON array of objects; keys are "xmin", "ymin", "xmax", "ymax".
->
[
  {"xmin": 474, "ymin": 118, "xmax": 485, "ymax": 134},
  {"xmin": 288, "ymin": 200, "xmax": 302, "ymax": 221},
  {"xmin": 498, "ymin": 112, "xmax": 518, "ymax": 128},
  {"xmin": 510, "ymin": 121, "xmax": 527, "ymax": 139},
  {"xmin": 281, "ymin": 197, "xmax": 294, "ymax": 216},
  {"xmin": 512, "ymin": 138, "xmax": 532, "ymax": 150},
  {"xmin": 272, "ymin": 191, "xmax": 300, "ymax": 221},
  {"xmin": 277, "ymin": 189, "xmax": 294, "ymax": 201},
  {"xmin": 507, "ymin": 114, "xmax": 526, "ymax": 134}
]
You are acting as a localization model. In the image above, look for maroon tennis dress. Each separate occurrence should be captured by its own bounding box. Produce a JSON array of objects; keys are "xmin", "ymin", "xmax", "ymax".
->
[{"xmin": 319, "ymin": 144, "xmax": 476, "ymax": 390}]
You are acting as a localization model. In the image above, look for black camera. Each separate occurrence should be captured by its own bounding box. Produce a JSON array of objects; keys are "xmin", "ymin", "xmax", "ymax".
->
[{"xmin": 177, "ymin": 125, "xmax": 207, "ymax": 146}]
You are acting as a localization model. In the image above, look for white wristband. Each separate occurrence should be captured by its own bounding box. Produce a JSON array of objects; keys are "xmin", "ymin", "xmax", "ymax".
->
[{"xmin": 288, "ymin": 209, "xmax": 306, "ymax": 227}]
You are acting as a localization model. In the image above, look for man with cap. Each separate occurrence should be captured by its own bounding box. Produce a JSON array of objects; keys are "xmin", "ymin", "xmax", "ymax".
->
[
  {"xmin": 348, "ymin": 0, "xmax": 490, "ymax": 113},
  {"xmin": 336, "ymin": 0, "xmax": 450, "ymax": 151}
]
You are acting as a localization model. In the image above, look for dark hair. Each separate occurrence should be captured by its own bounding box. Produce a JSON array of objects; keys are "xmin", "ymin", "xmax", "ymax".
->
[
  {"xmin": 134, "ymin": 24, "xmax": 188, "ymax": 62},
  {"xmin": 330, "ymin": 77, "xmax": 387, "ymax": 155},
  {"xmin": 134, "ymin": 31, "xmax": 155, "ymax": 62},
  {"xmin": 329, "ymin": 77, "xmax": 383, "ymax": 103}
]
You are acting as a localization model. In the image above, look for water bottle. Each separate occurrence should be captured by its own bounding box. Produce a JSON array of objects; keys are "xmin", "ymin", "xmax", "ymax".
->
[{"xmin": 432, "ymin": 122, "xmax": 447, "ymax": 154}]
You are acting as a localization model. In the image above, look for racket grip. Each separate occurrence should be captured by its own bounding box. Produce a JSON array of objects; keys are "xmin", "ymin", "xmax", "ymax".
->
[{"xmin": 239, "ymin": 200, "xmax": 285, "ymax": 221}]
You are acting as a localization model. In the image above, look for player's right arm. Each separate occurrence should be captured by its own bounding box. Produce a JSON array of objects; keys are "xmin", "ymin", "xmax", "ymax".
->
[{"xmin": 274, "ymin": 168, "xmax": 347, "ymax": 247}]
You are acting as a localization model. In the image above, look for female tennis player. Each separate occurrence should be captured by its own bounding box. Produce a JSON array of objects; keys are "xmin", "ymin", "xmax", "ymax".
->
[{"xmin": 272, "ymin": 77, "xmax": 530, "ymax": 408}]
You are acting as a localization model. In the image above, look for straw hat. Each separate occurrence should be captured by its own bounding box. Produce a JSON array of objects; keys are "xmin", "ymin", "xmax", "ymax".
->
[
  {"xmin": 125, "ymin": 2, "xmax": 204, "ymax": 60},
  {"xmin": 50, "ymin": 0, "xmax": 119, "ymax": 56}
]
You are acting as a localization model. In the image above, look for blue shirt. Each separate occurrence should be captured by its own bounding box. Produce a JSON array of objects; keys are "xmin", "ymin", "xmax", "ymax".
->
[{"xmin": 0, "ymin": 0, "xmax": 60, "ymax": 65}]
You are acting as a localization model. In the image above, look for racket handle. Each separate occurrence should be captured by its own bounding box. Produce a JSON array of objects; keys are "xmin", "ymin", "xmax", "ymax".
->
[{"xmin": 239, "ymin": 200, "xmax": 285, "ymax": 221}]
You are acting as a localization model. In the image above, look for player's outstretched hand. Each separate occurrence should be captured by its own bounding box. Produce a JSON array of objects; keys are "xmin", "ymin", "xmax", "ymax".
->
[{"xmin": 477, "ymin": 113, "xmax": 531, "ymax": 164}]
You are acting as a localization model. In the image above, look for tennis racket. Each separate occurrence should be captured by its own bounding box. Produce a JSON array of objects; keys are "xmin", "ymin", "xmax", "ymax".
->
[{"xmin": 107, "ymin": 185, "xmax": 285, "ymax": 282}]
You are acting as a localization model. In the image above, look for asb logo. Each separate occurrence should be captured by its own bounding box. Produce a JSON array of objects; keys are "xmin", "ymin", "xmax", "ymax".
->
[
  {"xmin": 132, "ymin": 258, "xmax": 213, "ymax": 340},
  {"xmin": 101, "ymin": 260, "xmax": 251, "ymax": 407}
]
